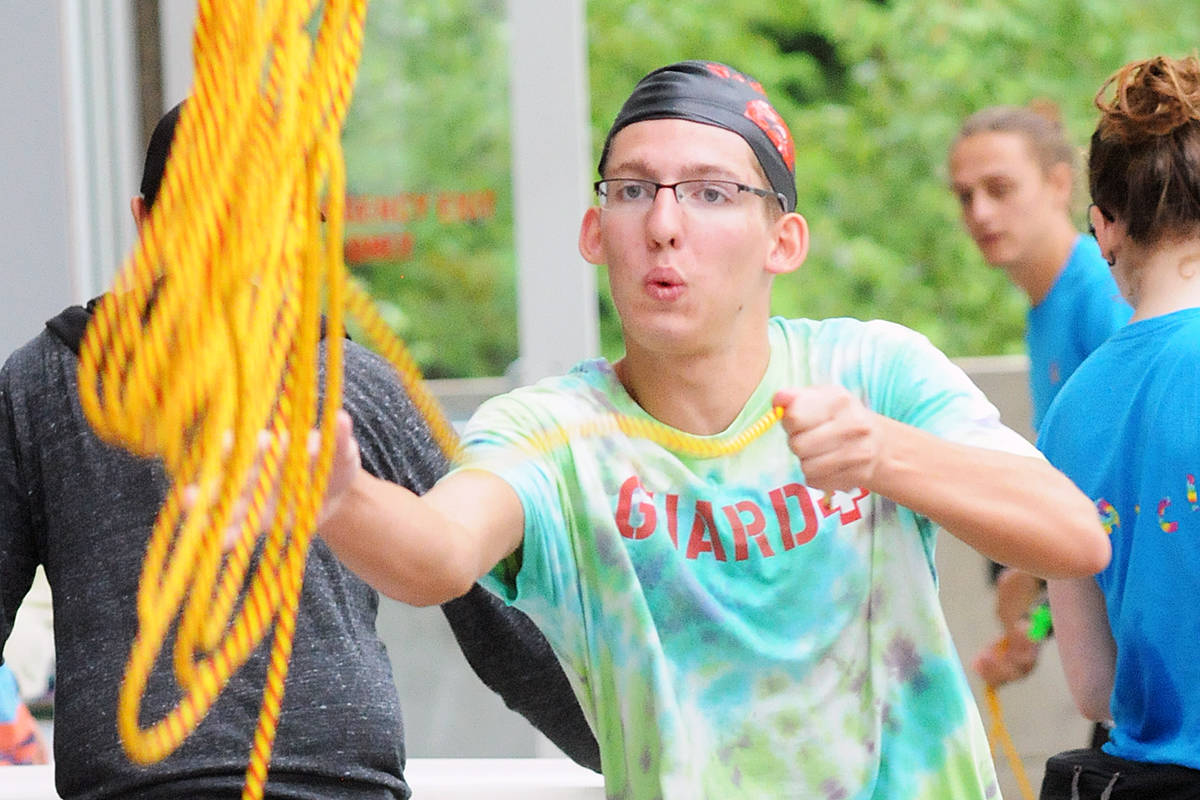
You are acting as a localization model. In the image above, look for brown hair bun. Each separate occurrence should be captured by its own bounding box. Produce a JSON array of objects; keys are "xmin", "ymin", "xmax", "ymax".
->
[{"xmin": 1095, "ymin": 55, "xmax": 1200, "ymax": 144}]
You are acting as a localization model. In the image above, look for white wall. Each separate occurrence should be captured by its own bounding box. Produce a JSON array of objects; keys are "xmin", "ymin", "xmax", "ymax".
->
[
  {"xmin": 0, "ymin": 3, "xmax": 75, "ymax": 357},
  {"xmin": 0, "ymin": 1, "xmax": 140, "ymax": 357}
]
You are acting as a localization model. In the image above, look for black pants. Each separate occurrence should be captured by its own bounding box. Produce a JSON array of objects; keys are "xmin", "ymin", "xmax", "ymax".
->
[
  {"xmin": 1089, "ymin": 721, "xmax": 1111, "ymax": 750},
  {"xmin": 1039, "ymin": 748, "xmax": 1200, "ymax": 799}
]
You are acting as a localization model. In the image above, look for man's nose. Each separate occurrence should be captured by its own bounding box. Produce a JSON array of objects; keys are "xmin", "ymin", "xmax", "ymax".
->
[
  {"xmin": 966, "ymin": 194, "xmax": 996, "ymax": 225},
  {"xmin": 644, "ymin": 186, "xmax": 683, "ymax": 246}
]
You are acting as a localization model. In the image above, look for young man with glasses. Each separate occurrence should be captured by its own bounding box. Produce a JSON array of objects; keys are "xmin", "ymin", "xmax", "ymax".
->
[{"xmin": 310, "ymin": 61, "xmax": 1109, "ymax": 798}]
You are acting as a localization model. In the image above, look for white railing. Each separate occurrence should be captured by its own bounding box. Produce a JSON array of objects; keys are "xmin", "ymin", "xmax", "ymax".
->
[{"xmin": 0, "ymin": 759, "xmax": 605, "ymax": 800}]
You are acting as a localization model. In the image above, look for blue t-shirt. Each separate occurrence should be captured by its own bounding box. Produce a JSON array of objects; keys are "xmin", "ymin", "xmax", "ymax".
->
[
  {"xmin": 460, "ymin": 317, "xmax": 1040, "ymax": 799},
  {"xmin": 1039, "ymin": 308, "xmax": 1200, "ymax": 770},
  {"xmin": 1027, "ymin": 235, "xmax": 1131, "ymax": 430},
  {"xmin": 0, "ymin": 664, "xmax": 18, "ymax": 722}
]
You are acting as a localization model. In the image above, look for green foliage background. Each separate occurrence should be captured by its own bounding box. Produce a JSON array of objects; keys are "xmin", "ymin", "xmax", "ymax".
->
[
  {"xmin": 343, "ymin": 0, "xmax": 1200, "ymax": 377},
  {"xmin": 343, "ymin": 0, "xmax": 514, "ymax": 378}
]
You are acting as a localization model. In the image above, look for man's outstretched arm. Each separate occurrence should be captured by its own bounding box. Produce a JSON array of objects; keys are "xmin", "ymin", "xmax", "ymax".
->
[
  {"xmin": 318, "ymin": 410, "xmax": 525, "ymax": 607},
  {"xmin": 774, "ymin": 385, "xmax": 1110, "ymax": 579}
]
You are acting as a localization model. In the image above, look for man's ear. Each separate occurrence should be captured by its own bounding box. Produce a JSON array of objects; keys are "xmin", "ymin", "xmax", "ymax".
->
[
  {"xmin": 1047, "ymin": 162, "xmax": 1074, "ymax": 208},
  {"xmin": 765, "ymin": 212, "xmax": 809, "ymax": 276},
  {"xmin": 578, "ymin": 206, "xmax": 605, "ymax": 265},
  {"xmin": 130, "ymin": 195, "xmax": 148, "ymax": 234}
]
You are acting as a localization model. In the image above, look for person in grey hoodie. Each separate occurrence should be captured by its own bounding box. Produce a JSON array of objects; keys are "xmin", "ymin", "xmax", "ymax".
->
[{"xmin": 0, "ymin": 102, "xmax": 599, "ymax": 800}]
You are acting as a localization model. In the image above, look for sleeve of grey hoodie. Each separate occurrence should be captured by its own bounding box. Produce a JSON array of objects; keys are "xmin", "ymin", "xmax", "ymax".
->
[
  {"xmin": 335, "ymin": 341, "xmax": 601, "ymax": 773},
  {"xmin": 0, "ymin": 343, "xmax": 43, "ymax": 663}
]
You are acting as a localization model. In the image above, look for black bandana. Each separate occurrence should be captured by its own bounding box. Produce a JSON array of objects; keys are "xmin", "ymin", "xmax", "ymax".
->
[{"xmin": 598, "ymin": 61, "xmax": 797, "ymax": 213}]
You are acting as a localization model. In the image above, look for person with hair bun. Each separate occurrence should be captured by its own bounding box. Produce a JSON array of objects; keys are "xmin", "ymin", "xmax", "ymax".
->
[
  {"xmin": 1037, "ymin": 54, "xmax": 1200, "ymax": 799},
  {"xmin": 948, "ymin": 104, "xmax": 1132, "ymax": 705}
]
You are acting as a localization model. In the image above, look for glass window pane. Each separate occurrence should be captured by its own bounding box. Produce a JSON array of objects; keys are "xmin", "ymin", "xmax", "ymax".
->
[{"xmin": 343, "ymin": 0, "xmax": 515, "ymax": 379}]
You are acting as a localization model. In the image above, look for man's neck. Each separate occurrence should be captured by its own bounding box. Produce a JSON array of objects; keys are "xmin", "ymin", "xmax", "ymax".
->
[
  {"xmin": 615, "ymin": 331, "xmax": 772, "ymax": 436},
  {"xmin": 1007, "ymin": 221, "xmax": 1079, "ymax": 306}
]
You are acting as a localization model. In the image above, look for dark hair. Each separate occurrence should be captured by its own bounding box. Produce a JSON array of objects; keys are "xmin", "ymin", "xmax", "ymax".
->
[
  {"xmin": 1088, "ymin": 55, "xmax": 1200, "ymax": 243},
  {"xmin": 140, "ymin": 101, "xmax": 184, "ymax": 210},
  {"xmin": 598, "ymin": 61, "xmax": 797, "ymax": 214},
  {"xmin": 953, "ymin": 101, "xmax": 1077, "ymax": 176}
]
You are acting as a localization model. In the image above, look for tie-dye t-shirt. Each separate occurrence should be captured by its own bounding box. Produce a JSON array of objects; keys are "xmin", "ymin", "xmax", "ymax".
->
[{"xmin": 463, "ymin": 317, "xmax": 1037, "ymax": 799}]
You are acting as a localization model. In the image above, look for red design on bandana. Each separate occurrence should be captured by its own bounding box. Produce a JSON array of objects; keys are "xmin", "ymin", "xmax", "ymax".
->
[
  {"xmin": 703, "ymin": 62, "xmax": 766, "ymax": 96},
  {"xmin": 705, "ymin": 62, "xmax": 732, "ymax": 80},
  {"xmin": 744, "ymin": 99, "xmax": 795, "ymax": 172}
]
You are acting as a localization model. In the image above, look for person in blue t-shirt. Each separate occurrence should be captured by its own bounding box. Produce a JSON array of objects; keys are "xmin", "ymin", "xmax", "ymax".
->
[
  {"xmin": 1036, "ymin": 53, "xmax": 1200, "ymax": 800},
  {"xmin": 950, "ymin": 103, "xmax": 1131, "ymax": 431},
  {"xmin": 0, "ymin": 663, "xmax": 47, "ymax": 765},
  {"xmin": 949, "ymin": 104, "xmax": 1132, "ymax": 700}
]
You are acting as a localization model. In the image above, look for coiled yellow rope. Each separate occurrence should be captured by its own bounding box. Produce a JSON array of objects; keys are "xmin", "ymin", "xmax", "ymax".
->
[
  {"xmin": 79, "ymin": 0, "xmax": 362, "ymax": 797},
  {"xmin": 984, "ymin": 683, "xmax": 1037, "ymax": 800},
  {"xmin": 75, "ymin": 2, "xmax": 784, "ymax": 796}
]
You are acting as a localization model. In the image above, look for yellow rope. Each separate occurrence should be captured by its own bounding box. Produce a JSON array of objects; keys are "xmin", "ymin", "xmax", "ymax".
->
[
  {"xmin": 79, "ymin": 1, "xmax": 362, "ymax": 797},
  {"xmin": 983, "ymin": 683, "xmax": 1037, "ymax": 800},
  {"xmin": 344, "ymin": 279, "xmax": 785, "ymax": 462},
  {"xmin": 344, "ymin": 280, "xmax": 462, "ymax": 461},
  {"xmin": 77, "ymin": 2, "xmax": 783, "ymax": 796}
]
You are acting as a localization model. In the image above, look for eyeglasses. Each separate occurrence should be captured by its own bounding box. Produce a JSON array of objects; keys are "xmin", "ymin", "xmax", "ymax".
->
[
  {"xmin": 1086, "ymin": 202, "xmax": 1113, "ymax": 238},
  {"xmin": 594, "ymin": 178, "xmax": 786, "ymax": 214}
]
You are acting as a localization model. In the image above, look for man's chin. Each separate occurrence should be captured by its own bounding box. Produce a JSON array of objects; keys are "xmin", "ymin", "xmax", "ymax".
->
[{"xmin": 977, "ymin": 246, "xmax": 1013, "ymax": 270}]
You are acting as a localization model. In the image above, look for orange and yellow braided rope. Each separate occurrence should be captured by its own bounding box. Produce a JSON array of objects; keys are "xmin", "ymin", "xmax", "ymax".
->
[
  {"xmin": 77, "ymin": 1, "xmax": 784, "ymax": 797},
  {"xmin": 984, "ymin": 683, "xmax": 1037, "ymax": 800},
  {"xmin": 345, "ymin": 280, "xmax": 785, "ymax": 462},
  {"xmin": 78, "ymin": 0, "xmax": 364, "ymax": 797}
]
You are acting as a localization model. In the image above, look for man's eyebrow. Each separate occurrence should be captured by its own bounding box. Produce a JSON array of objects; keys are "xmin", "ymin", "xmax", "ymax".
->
[
  {"xmin": 950, "ymin": 170, "xmax": 1017, "ymax": 192},
  {"xmin": 956, "ymin": 168, "xmax": 1017, "ymax": 184},
  {"xmin": 604, "ymin": 158, "xmax": 744, "ymax": 181}
]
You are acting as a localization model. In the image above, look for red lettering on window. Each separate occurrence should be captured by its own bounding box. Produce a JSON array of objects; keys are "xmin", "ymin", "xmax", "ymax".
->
[
  {"xmin": 345, "ymin": 194, "xmax": 370, "ymax": 223},
  {"xmin": 436, "ymin": 190, "xmax": 497, "ymax": 224},
  {"xmin": 685, "ymin": 501, "xmax": 727, "ymax": 561},
  {"xmin": 770, "ymin": 483, "xmax": 818, "ymax": 549},
  {"xmin": 615, "ymin": 476, "xmax": 657, "ymax": 540},
  {"xmin": 343, "ymin": 233, "xmax": 415, "ymax": 264},
  {"xmin": 411, "ymin": 193, "xmax": 430, "ymax": 220},
  {"xmin": 344, "ymin": 193, "xmax": 431, "ymax": 223},
  {"xmin": 725, "ymin": 500, "xmax": 772, "ymax": 561}
]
